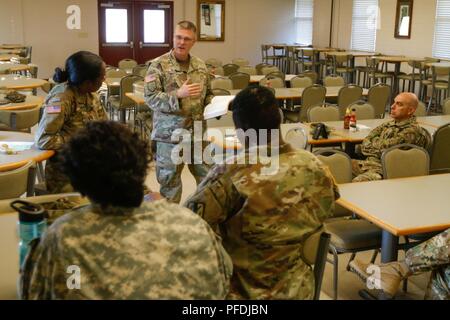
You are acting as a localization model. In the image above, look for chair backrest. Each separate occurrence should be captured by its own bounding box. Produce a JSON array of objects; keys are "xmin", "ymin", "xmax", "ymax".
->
[
  {"xmin": 118, "ymin": 58, "xmax": 137, "ymax": 70},
  {"xmin": 348, "ymin": 100, "xmax": 375, "ymax": 120},
  {"xmin": 290, "ymin": 75, "xmax": 313, "ymax": 88},
  {"xmin": 300, "ymin": 71, "xmax": 318, "ymax": 84},
  {"xmin": 119, "ymin": 75, "xmax": 144, "ymax": 108},
  {"xmin": 261, "ymin": 66, "xmax": 279, "ymax": 75},
  {"xmin": 259, "ymin": 76, "xmax": 285, "ymax": 88},
  {"xmin": 0, "ymin": 161, "xmax": 35, "ymax": 199},
  {"xmin": 323, "ymin": 75, "xmax": 345, "ymax": 87},
  {"xmin": 299, "ymin": 84, "xmax": 326, "ymax": 122},
  {"xmin": 367, "ymin": 83, "xmax": 391, "ymax": 119},
  {"xmin": 232, "ymin": 58, "xmax": 249, "ymax": 67},
  {"xmin": 414, "ymin": 101, "xmax": 427, "ymax": 117},
  {"xmin": 208, "ymin": 65, "xmax": 224, "ymax": 76},
  {"xmin": 223, "ymin": 63, "xmax": 240, "ymax": 76},
  {"xmin": 0, "ymin": 105, "xmax": 41, "ymax": 131},
  {"xmin": 211, "ymin": 77, "xmax": 233, "ymax": 90},
  {"xmin": 132, "ymin": 64, "xmax": 148, "ymax": 77},
  {"xmin": 284, "ymin": 127, "xmax": 308, "ymax": 149},
  {"xmin": 237, "ymin": 66, "xmax": 257, "ymax": 76},
  {"xmin": 265, "ymin": 71, "xmax": 285, "ymax": 81},
  {"xmin": 301, "ymin": 229, "xmax": 331, "ymax": 300},
  {"xmin": 255, "ymin": 63, "xmax": 271, "ymax": 75},
  {"xmin": 337, "ymin": 85, "xmax": 363, "ymax": 118},
  {"xmin": 381, "ymin": 144, "xmax": 430, "ymax": 179},
  {"xmin": 443, "ymin": 98, "xmax": 450, "ymax": 115},
  {"xmin": 308, "ymin": 104, "xmax": 340, "ymax": 122},
  {"xmin": 429, "ymin": 123, "xmax": 450, "ymax": 173},
  {"xmin": 211, "ymin": 88, "xmax": 231, "ymax": 96},
  {"xmin": 105, "ymin": 68, "xmax": 128, "ymax": 78},
  {"xmin": 314, "ymin": 149, "xmax": 352, "ymax": 183},
  {"xmin": 205, "ymin": 58, "xmax": 223, "ymax": 67},
  {"xmin": 229, "ymin": 72, "xmax": 250, "ymax": 89}
]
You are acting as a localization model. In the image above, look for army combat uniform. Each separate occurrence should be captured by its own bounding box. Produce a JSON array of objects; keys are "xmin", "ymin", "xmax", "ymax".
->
[
  {"xmin": 185, "ymin": 144, "xmax": 339, "ymax": 299},
  {"xmin": 35, "ymin": 84, "xmax": 107, "ymax": 193},
  {"xmin": 144, "ymin": 50, "xmax": 214, "ymax": 203},
  {"xmin": 20, "ymin": 199, "xmax": 233, "ymax": 299},
  {"xmin": 406, "ymin": 228, "xmax": 450, "ymax": 300},
  {"xmin": 353, "ymin": 116, "xmax": 431, "ymax": 182}
]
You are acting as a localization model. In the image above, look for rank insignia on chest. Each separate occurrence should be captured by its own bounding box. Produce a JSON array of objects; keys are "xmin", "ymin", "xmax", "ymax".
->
[{"xmin": 46, "ymin": 105, "xmax": 61, "ymax": 114}]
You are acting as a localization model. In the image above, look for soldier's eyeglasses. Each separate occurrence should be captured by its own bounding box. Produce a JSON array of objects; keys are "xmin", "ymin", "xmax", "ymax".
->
[{"xmin": 175, "ymin": 35, "xmax": 194, "ymax": 42}]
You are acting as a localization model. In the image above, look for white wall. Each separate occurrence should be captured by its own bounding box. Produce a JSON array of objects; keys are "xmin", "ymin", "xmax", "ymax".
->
[
  {"xmin": 314, "ymin": 0, "xmax": 438, "ymax": 58},
  {"xmin": 0, "ymin": 0, "xmax": 296, "ymax": 79}
]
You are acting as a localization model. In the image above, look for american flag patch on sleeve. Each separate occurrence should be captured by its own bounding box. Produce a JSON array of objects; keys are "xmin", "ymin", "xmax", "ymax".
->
[
  {"xmin": 145, "ymin": 74, "xmax": 156, "ymax": 83},
  {"xmin": 46, "ymin": 105, "xmax": 61, "ymax": 114}
]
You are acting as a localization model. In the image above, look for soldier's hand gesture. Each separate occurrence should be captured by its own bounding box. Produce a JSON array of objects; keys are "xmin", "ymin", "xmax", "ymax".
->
[{"xmin": 177, "ymin": 80, "xmax": 202, "ymax": 98}]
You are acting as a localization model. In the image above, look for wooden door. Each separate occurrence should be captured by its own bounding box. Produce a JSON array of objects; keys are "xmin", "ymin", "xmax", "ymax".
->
[
  {"xmin": 98, "ymin": 0, "xmax": 173, "ymax": 66},
  {"xmin": 98, "ymin": 1, "xmax": 134, "ymax": 67},
  {"xmin": 134, "ymin": 1, "xmax": 173, "ymax": 64}
]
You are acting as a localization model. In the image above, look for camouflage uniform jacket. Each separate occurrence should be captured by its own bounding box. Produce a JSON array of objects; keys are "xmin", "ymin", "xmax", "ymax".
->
[
  {"xmin": 35, "ymin": 84, "xmax": 107, "ymax": 150},
  {"xmin": 20, "ymin": 200, "xmax": 232, "ymax": 299},
  {"xmin": 406, "ymin": 228, "xmax": 449, "ymax": 300},
  {"xmin": 358, "ymin": 116, "xmax": 431, "ymax": 175},
  {"xmin": 185, "ymin": 143, "xmax": 339, "ymax": 299},
  {"xmin": 144, "ymin": 50, "xmax": 214, "ymax": 143}
]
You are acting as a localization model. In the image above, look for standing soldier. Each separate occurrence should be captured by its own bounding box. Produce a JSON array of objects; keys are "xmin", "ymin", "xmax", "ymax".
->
[
  {"xmin": 144, "ymin": 20, "xmax": 214, "ymax": 203},
  {"xmin": 36, "ymin": 51, "xmax": 107, "ymax": 193}
]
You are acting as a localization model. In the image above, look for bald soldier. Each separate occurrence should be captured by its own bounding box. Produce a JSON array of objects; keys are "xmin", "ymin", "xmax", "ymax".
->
[
  {"xmin": 144, "ymin": 21, "xmax": 214, "ymax": 203},
  {"xmin": 352, "ymin": 92, "xmax": 431, "ymax": 182},
  {"xmin": 185, "ymin": 86, "xmax": 339, "ymax": 300}
]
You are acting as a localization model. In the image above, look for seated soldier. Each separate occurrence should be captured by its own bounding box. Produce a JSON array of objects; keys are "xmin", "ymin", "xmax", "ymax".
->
[
  {"xmin": 349, "ymin": 228, "xmax": 449, "ymax": 300},
  {"xmin": 352, "ymin": 92, "xmax": 431, "ymax": 182},
  {"xmin": 184, "ymin": 85, "xmax": 339, "ymax": 300},
  {"xmin": 20, "ymin": 120, "xmax": 232, "ymax": 299}
]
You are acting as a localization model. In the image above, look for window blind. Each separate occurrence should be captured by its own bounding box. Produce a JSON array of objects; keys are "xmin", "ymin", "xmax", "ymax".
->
[
  {"xmin": 433, "ymin": 0, "xmax": 450, "ymax": 59},
  {"xmin": 350, "ymin": 0, "xmax": 379, "ymax": 52},
  {"xmin": 295, "ymin": 0, "xmax": 314, "ymax": 45}
]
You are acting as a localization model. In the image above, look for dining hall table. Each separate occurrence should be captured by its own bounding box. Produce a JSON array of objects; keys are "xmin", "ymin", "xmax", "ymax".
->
[
  {"xmin": 0, "ymin": 75, "xmax": 47, "ymax": 90},
  {"xmin": 0, "ymin": 95, "xmax": 43, "ymax": 111}
]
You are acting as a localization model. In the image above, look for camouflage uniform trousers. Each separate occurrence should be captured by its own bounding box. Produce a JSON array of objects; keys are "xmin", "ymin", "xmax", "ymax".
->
[
  {"xmin": 351, "ymin": 158, "xmax": 383, "ymax": 182},
  {"xmin": 156, "ymin": 140, "xmax": 210, "ymax": 203},
  {"xmin": 405, "ymin": 228, "xmax": 450, "ymax": 300}
]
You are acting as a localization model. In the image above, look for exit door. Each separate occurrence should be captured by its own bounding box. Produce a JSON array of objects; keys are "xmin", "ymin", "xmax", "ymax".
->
[{"xmin": 98, "ymin": 0, "xmax": 173, "ymax": 67}]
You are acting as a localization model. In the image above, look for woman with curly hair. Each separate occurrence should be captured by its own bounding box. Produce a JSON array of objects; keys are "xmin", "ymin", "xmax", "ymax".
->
[{"xmin": 21, "ymin": 121, "xmax": 232, "ymax": 299}]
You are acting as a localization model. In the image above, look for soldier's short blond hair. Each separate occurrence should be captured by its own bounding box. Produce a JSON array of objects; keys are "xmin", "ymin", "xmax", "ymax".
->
[{"xmin": 177, "ymin": 20, "xmax": 197, "ymax": 33}]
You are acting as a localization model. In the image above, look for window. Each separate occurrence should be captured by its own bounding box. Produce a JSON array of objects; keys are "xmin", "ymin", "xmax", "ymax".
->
[
  {"xmin": 295, "ymin": 0, "xmax": 314, "ymax": 45},
  {"xmin": 105, "ymin": 9, "xmax": 128, "ymax": 43},
  {"xmin": 350, "ymin": 0, "xmax": 379, "ymax": 52},
  {"xmin": 143, "ymin": 10, "xmax": 165, "ymax": 43},
  {"xmin": 433, "ymin": 0, "xmax": 450, "ymax": 59}
]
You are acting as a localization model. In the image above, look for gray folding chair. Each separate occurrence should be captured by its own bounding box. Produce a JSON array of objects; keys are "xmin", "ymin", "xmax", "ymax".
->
[
  {"xmin": 429, "ymin": 123, "xmax": 450, "ymax": 174},
  {"xmin": 367, "ymin": 83, "xmax": 391, "ymax": 119}
]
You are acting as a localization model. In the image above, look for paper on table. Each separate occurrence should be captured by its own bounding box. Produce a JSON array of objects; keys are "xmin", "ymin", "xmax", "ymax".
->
[
  {"xmin": 203, "ymin": 95, "xmax": 235, "ymax": 120},
  {"xmin": 357, "ymin": 124, "xmax": 371, "ymax": 130}
]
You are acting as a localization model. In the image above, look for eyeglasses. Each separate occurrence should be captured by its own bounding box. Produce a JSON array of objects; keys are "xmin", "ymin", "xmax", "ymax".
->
[{"xmin": 174, "ymin": 35, "xmax": 194, "ymax": 42}]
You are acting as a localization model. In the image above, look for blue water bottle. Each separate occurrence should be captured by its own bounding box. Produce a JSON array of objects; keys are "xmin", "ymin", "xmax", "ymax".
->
[{"xmin": 11, "ymin": 200, "xmax": 47, "ymax": 268}]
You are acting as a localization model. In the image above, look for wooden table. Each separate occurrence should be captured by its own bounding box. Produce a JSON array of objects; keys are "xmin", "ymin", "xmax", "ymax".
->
[
  {"xmin": 337, "ymin": 173, "xmax": 450, "ymax": 263},
  {"xmin": 0, "ymin": 49, "xmax": 21, "ymax": 55},
  {"xmin": 0, "ymin": 44, "xmax": 26, "ymax": 50},
  {"xmin": 205, "ymin": 122, "xmax": 348, "ymax": 151},
  {"xmin": 250, "ymin": 74, "xmax": 298, "ymax": 84},
  {"xmin": 425, "ymin": 62, "xmax": 450, "ymax": 68},
  {"xmin": 417, "ymin": 115, "xmax": 450, "ymax": 128},
  {"xmin": 0, "ymin": 95, "xmax": 43, "ymax": 111},
  {"xmin": 0, "ymin": 131, "xmax": 54, "ymax": 172},
  {"xmin": 227, "ymin": 86, "xmax": 369, "ymax": 100},
  {"xmin": 0, "ymin": 76, "xmax": 47, "ymax": 90},
  {"xmin": 0, "ymin": 63, "xmax": 31, "ymax": 74},
  {"xmin": 0, "ymin": 54, "xmax": 19, "ymax": 62}
]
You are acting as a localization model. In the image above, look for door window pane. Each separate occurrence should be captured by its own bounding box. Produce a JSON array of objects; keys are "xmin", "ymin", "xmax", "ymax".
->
[
  {"xmin": 144, "ymin": 10, "xmax": 165, "ymax": 43},
  {"xmin": 105, "ymin": 9, "xmax": 128, "ymax": 43}
]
